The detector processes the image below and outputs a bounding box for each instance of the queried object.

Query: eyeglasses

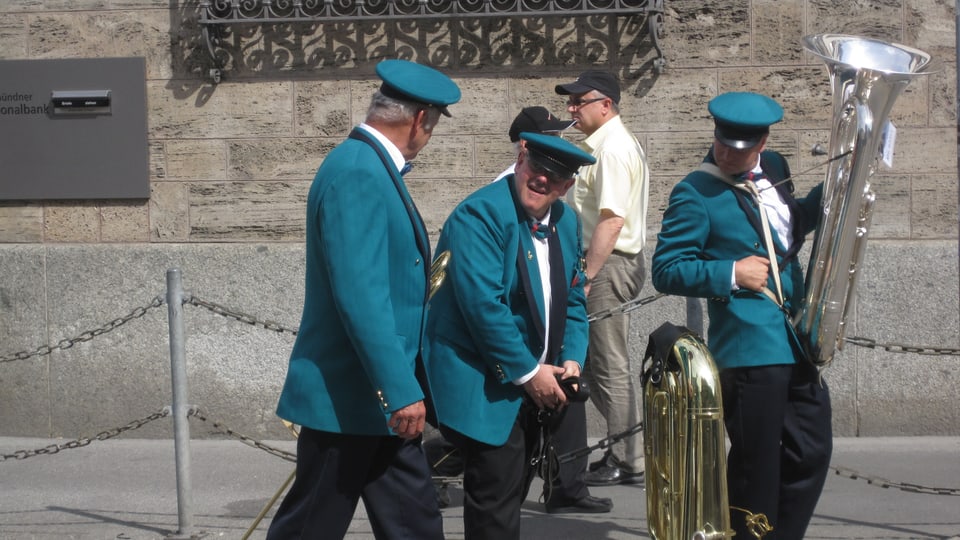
[566,96,606,109]
[526,155,573,185]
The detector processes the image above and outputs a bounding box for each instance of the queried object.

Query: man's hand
[523,364,567,410]
[583,210,625,297]
[387,400,427,439]
[735,255,771,291]
[559,360,581,381]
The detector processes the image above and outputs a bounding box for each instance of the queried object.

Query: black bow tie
[530,221,552,240]
[740,170,766,182]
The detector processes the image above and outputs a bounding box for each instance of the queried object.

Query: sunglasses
[526,154,573,184]
[566,96,606,108]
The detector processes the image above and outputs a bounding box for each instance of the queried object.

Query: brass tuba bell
[429,250,451,300]
[642,323,733,540]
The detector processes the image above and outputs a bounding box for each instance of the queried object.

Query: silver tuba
[795,34,933,369]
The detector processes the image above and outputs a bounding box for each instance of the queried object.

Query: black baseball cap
[555,70,621,105]
[508,106,577,142]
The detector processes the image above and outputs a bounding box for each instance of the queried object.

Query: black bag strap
[642,321,694,385]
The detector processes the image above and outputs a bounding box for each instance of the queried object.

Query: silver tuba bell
[795,34,933,369]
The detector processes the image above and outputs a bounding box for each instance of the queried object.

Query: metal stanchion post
[166,268,197,539]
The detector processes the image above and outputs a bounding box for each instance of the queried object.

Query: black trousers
[440,403,541,540]
[265,428,443,540]
[721,362,832,540]
[544,399,590,504]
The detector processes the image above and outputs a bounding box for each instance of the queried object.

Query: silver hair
[592,91,620,115]
[367,91,442,131]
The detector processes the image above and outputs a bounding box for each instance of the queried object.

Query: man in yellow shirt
[555,70,649,485]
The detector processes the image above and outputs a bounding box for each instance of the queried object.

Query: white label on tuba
[880,120,897,168]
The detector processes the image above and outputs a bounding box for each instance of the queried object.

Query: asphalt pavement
[1,436,958,539]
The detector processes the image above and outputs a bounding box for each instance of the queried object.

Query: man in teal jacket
[267,59,460,540]
[424,133,596,539]
[651,92,832,540]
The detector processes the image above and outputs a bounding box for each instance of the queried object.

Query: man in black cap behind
[492,106,576,182]
[267,59,460,540]
[423,132,597,539]
[555,69,650,487]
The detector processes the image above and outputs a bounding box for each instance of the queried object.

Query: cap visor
[528,151,576,179]
[714,128,762,150]
[541,118,577,134]
[555,82,595,95]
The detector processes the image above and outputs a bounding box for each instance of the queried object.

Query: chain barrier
[3,407,957,498]
[555,421,960,496]
[831,466,960,496]
[1,290,958,497]
[185,291,960,357]
[843,336,960,357]
[557,422,645,465]
[3,292,958,363]
[587,292,667,323]
[188,408,297,463]
[0,295,165,364]
[184,294,299,336]
[0,408,170,462]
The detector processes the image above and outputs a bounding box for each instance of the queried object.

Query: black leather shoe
[588,451,611,472]
[545,495,613,514]
[584,464,645,486]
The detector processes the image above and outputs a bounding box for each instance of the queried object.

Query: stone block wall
[0,0,957,439]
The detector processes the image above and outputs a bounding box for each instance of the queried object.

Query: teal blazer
[276,127,430,435]
[423,176,590,446]
[651,151,822,370]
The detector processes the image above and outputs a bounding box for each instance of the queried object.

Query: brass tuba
[795,34,933,369]
[642,323,733,540]
[429,250,451,299]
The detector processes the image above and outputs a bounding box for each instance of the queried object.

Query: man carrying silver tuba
[651,92,832,540]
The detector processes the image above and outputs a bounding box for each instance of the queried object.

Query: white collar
[357,123,406,173]
[528,207,553,225]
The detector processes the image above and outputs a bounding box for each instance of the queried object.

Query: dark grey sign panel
[0,57,148,200]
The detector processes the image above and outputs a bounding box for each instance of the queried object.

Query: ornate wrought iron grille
[198,0,665,82]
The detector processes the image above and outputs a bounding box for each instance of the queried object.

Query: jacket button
[754,242,760,249]
[377,390,388,409]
